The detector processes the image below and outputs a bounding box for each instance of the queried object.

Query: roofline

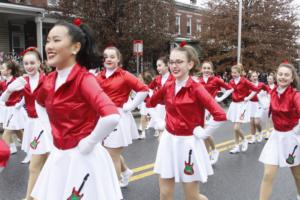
[0,2,45,15]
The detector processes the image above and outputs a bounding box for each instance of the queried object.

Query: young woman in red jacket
[148,56,174,138]
[147,43,227,200]
[0,47,54,200]
[248,71,268,144]
[96,46,149,187]
[30,20,122,200]
[226,64,259,154]
[259,62,300,200]
[0,60,26,154]
[198,61,232,165]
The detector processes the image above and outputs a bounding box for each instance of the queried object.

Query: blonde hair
[172,45,200,75]
[201,61,214,70]
[231,63,244,74]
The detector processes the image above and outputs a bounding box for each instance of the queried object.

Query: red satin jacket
[266,84,277,94]
[229,77,259,102]
[148,74,174,92]
[36,64,118,150]
[0,78,23,106]
[198,76,232,98]
[250,82,268,102]
[23,74,45,118]
[97,67,148,107]
[146,77,227,136]
[270,86,300,132]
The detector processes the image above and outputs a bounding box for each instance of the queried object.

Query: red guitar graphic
[30,130,44,150]
[184,150,194,175]
[239,109,246,121]
[286,145,298,165]
[6,114,13,127]
[67,173,90,200]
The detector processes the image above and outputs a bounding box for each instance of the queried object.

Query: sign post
[133,40,143,75]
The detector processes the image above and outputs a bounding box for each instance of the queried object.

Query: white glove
[294,123,300,136]
[257,91,270,109]
[7,77,26,93]
[78,114,120,154]
[122,91,148,112]
[244,91,256,102]
[193,126,209,140]
[215,89,233,102]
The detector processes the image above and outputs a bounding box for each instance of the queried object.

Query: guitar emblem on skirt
[184,149,194,175]
[286,145,298,165]
[67,173,90,200]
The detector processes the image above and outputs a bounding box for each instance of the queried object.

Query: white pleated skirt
[227,101,251,123]
[249,101,263,118]
[259,129,300,167]
[31,144,123,200]
[22,117,53,155]
[104,108,139,148]
[154,130,213,183]
[2,106,27,130]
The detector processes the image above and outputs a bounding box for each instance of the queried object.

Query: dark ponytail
[54,21,101,69]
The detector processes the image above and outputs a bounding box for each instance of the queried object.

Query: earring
[72,51,77,55]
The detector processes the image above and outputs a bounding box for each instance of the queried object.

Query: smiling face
[103,48,120,70]
[250,72,258,82]
[45,25,80,69]
[156,59,169,75]
[231,68,240,79]
[0,63,10,77]
[23,53,40,76]
[201,62,213,77]
[169,50,193,81]
[267,75,275,85]
[277,66,294,88]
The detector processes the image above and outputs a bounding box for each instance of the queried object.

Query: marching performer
[148,56,174,137]
[146,42,226,200]
[31,20,122,200]
[96,46,148,187]
[1,47,53,200]
[0,60,25,154]
[248,71,268,144]
[226,64,259,154]
[198,61,232,165]
[259,62,300,200]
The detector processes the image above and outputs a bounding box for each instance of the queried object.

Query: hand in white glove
[122,102,134,112]
[7,77,26,93]
[193,126,209,140]
[78,114,120,154]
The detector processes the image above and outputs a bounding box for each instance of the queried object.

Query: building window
[197,23,201,33]
[176,16,181,34]
[48,0,59,6]
[187,17,192,35]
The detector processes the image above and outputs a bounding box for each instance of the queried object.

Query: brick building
[172,0,203,54]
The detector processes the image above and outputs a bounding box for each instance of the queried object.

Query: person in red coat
[0,139,10,173]
[148,56,174,138]
[259,62,300,200]
[96,46,149,187]
[198,61,232,165]
[226,64,259,154]
[147,43,227,200]
[1,47,54,200]
[0,60,25,154]
[248,71,269,144]
[30,20,122,200]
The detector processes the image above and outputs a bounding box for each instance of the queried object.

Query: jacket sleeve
[146,84,166,108]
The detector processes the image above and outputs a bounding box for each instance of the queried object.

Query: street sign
[133,40,143,56]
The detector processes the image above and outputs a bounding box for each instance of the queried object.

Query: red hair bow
[180,41,187,47]
[282,60,289,64]
[73,18,82,26]
[20,46,37,56]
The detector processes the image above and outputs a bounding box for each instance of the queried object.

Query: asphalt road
[0,120,298,200]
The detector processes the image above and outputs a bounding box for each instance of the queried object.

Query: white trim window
[48,0,59,6]
[176,15,181,35]
[196,22,201,33]
[187,17,192,35]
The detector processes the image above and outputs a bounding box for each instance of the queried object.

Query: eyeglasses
[169,60,185,66]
